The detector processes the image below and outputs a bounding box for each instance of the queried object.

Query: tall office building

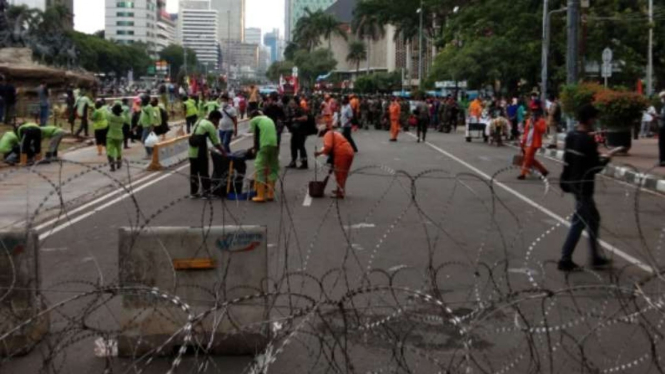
[263,29,281,63]
[210,0,246,42]
[11,0,74,28]
[179,0,221,71]
[156,0,177,50]
[244,27,261,45]
[105,0,160,57]
[285,0,335,41]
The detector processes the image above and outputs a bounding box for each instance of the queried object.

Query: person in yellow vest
[40,125,65,161]
[0,130,19,165]
[138,94,154,158]
[91,99,108,156]
[248,110,279,203]
[17,122,42,163]
[106,101,125,172]
[183,95,198,134]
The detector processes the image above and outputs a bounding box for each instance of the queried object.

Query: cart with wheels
[465,116,490,143]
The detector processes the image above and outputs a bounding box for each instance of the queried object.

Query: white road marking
[415,134,654,273]
[388,265,408,272]
[344,223,376,230]
[508,268,539,276]
[40,247,69,252]
[303,193,313,207]
[38,137,248,240]
[351,243,364,251]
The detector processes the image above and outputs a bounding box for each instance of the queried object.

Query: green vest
[184,99,198,117]
[92,107,108,130]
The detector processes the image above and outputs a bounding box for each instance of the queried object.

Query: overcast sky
[74,0,285,39]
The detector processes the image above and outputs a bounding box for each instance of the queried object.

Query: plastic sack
[144,132,159,147]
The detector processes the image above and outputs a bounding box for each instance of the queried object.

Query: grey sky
[74,0,285,40]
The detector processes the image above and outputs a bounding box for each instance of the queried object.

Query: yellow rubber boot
[19,153,28,166]
[252,183,266,203]
[266,181,276,201]
[97,145,103,156]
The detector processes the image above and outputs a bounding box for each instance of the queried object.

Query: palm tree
[318,13,347,50]
[293,8,323,51]
[346,40,367,79]
[352,4,386,75]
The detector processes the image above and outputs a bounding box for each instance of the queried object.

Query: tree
[159,44,199,81]
[355,71,401,93]
[346,40,367,77]
[266,60,295,82]
[293,48,338,88]
[292,8,324,51]
[93,30,105,39]
[319,12,347,50]
[40,4,70,34]
[352,5,385,74]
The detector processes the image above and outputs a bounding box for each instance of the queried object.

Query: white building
[105,0,160,57]
[156,1,177,50]
[179,0,221,71]
[244,27,261,46]
[210,0,246,42]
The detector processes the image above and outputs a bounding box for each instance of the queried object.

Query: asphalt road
[3,127,665,374]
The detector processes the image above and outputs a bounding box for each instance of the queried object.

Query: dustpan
[308,147,330,198]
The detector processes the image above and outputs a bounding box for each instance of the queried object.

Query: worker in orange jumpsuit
[321,95,334,129]
[315,126,355,199]
[350,95,360,125]
[389,97,401,142]
[300,97,309,113]
[468,97,483,122]
[518,100,549,180]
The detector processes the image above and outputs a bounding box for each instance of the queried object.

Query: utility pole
[566,0,580,85]
[647,0,654,96]
[541,0,549,106]
[418,0,424,90]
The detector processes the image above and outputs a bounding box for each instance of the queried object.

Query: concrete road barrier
[0,230,49,356]
[147,133,190,171]
[118,226,269,356]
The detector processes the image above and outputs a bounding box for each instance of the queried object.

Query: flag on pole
[637,79,644,95]
[279,75,286,94]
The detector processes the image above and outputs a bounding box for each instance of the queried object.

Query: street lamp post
[418,0,424,90]
[541,2,568,106]
[647,0,654,96]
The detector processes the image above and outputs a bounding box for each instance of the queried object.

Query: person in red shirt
[518,100,549,180]
[315,126,355,199]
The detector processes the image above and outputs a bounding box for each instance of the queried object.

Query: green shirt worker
[106,102,126,172]
[0,131,20,165]
[91,99,109,156]
[189,110,225,199]
[40,125,65,160]
[248,110,279,203]
[138,95,155,158]
[183,96,198,134]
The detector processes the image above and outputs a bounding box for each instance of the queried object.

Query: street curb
[533,146,665,195]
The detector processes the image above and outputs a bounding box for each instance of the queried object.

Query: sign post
[602,47,613,87]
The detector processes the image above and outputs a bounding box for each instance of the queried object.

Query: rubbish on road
[93,338,118,357]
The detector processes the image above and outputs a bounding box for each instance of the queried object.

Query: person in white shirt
[641,105,657,138]
[218,93,238,153]
[340,97,358,152]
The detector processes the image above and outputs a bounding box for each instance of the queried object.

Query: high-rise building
[285,0,335,41]
[179,0,221,71]
[244,27,261,46]
[11,0,74,29]
[210,0,246,42]
[105,0,160,56]
[156,0,177,50]
[263,29,281,63]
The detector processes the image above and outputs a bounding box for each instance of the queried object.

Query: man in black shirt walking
[558,105,613,271]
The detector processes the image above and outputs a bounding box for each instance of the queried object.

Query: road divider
[147,120,249,171]
[0,230,49,356]
[117,226,269,356]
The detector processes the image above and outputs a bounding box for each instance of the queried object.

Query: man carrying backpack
[558,104,613,271]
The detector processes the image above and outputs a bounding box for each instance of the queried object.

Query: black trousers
[561,195,601,262]
[186,115,198,134]
[189,148,210,195]
[94,128,108,146]
[75,116,89,137]
[290,132,308,162]
[21,127,42,158]
[342,127,358,152]
[417,119,428,141]
[659,126,665,163]
[510,118,519,140]
[122,123,130,148]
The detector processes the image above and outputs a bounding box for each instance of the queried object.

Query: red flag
[637,79,643,94]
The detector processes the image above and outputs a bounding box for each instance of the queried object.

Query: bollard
[0,230,49,356]
[118,226,270,356]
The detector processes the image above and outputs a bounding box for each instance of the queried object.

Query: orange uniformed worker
[315,126,355,199]
[518,100,549,180]
[389,97,401,142]
[350,95,360,120]
[321,95,334,129]
[469,97,483,122]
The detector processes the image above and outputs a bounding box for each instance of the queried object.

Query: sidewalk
[537,134,665,194]
[0,121,185,229]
